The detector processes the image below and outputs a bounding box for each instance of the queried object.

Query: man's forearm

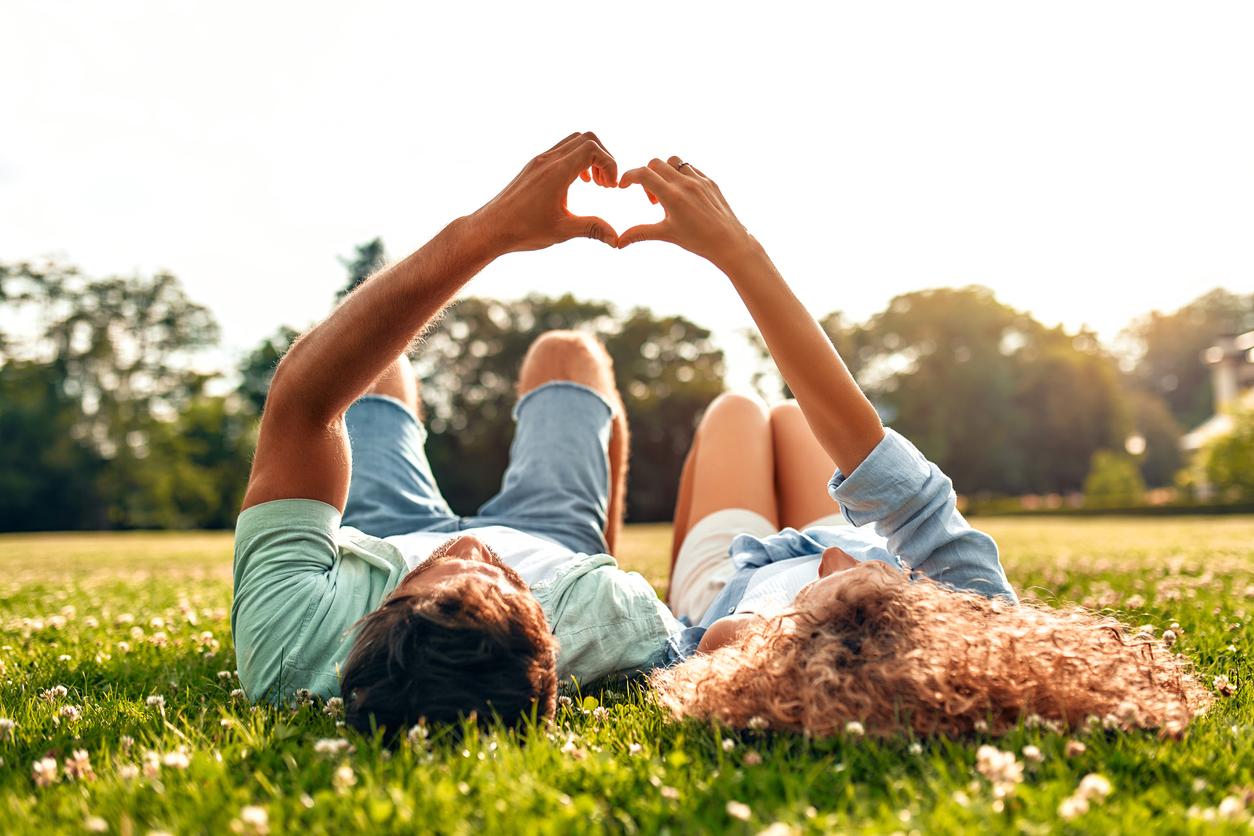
[268,215,499,426]
[717,240,885,476]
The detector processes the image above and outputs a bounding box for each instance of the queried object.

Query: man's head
[341,534,558,739]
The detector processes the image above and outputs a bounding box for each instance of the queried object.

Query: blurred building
[1182,329,1254,451]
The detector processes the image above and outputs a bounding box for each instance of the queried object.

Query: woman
[616,156,1210,738]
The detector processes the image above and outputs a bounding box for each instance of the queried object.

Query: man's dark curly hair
[340,572,558,740]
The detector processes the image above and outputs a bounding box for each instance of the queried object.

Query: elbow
[263,354,338,430]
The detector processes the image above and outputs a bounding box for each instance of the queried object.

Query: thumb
[617,221,671,249]
[561,215,618,247]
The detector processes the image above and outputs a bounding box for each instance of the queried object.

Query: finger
[560,139,617,186]
[545,131,582,153]
[667,155,697,178]
[617,220,672,249]
[579,168,591,183]
[560,214,619,247]
[646,157,683,182]
[619,166,674,200]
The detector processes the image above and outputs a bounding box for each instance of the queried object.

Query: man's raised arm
[241,132,621,512]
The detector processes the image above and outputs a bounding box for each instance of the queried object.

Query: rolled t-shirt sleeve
[231,499,342,701]
[828,430,1016,602]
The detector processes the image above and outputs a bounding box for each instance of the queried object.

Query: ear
[818,547,857,578]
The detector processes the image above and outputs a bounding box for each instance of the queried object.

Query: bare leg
[366,354,421,418]
[770,399,840,530]
[517,331,628,554]
[667,392,777,603]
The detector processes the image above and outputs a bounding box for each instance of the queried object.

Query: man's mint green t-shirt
[231,498,681,702]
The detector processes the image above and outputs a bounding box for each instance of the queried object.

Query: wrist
[458,208,513,260]
[708,230,769,275]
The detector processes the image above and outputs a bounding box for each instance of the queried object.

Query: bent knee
[768,399,806,431]
[702,391,770,428]
[519,330,615,396]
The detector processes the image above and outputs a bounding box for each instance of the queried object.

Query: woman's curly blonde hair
[651,562,1211,738]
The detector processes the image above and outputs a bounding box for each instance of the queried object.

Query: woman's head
[652,561,1210,738]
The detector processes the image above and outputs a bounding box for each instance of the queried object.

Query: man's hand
[616,157,755,268]
[473,132,621,253]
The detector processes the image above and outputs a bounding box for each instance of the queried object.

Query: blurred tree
[1083,450,1146,508]
[1199,407,1254,501]
[337,238,388,299]
[120,397,257,529]
[1125,389,1184,487]
[750,287,1133,496]
[239,325,301,414]
[415,294,725,521]
[0,361,105,531]
[848,287,1035,493]
[1122,289,1254,428]
[0,259,222,528]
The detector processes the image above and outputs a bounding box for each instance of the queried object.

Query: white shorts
[669,508,848,623]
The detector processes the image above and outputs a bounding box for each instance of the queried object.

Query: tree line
[1,245,1250,531]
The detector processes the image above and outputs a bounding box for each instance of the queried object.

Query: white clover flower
[129,626,145,640]
[1213,675,1236,696]
[660,786,680,800]
[743,750,763,766]
[844,721,865,737]
[1058,795,1090,820]
[973,718,990,733]
[908,742,923,755]
[323,697,344,718]
[64,749,95,781]
[231,689,246,702]
[59,704,82,722]
[118,763,140,781]
[314,738,351,756]
[1162,629,1177,647]
[149,617,165,629]
[40,685,68,702]
[628,743,643,756]
[722,738,735,752]
[406,723,429,748]
[58,654,72,663]
[952,790,971,807]
[84,616,100,629]
[0,717,15,741]
[217,670,234,681]
[148,631,169,647]
[975,745,1024,798]
[238,805,269,834]
[116,613,134,625]
[726,800,752,821]
[1217,795,1246,820]
[746,716,769,731]
[142,751,162,779]
[32,756,59,787]
[1022,745,1043,763]
[162,748,191,770]
[557,695,573,708]
[333,764,356,791]
[756,823,794,836]
[294,688,313,706]
[1076,773,1112,801]
[84,815,108,832]
[116,642,130,654]
[120,735,134,752]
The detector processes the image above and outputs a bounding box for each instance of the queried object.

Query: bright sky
[4,1,1252,388]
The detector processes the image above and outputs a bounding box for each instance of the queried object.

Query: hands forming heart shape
[473,131,755,270]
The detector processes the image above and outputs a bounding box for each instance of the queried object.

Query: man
[230,133,683,737]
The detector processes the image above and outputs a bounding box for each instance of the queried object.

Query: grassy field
[0,517,1250,834]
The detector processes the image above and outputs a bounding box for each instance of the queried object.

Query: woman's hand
[473,131,620,254]
[617,157,756,267]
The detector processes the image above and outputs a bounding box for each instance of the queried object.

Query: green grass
[0,518,1250,834]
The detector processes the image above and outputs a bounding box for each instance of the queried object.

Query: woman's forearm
[717,239,885,476]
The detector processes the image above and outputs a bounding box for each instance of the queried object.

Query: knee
[702,391,770,429]
[518,330,615,396]
[768,399,804,431]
